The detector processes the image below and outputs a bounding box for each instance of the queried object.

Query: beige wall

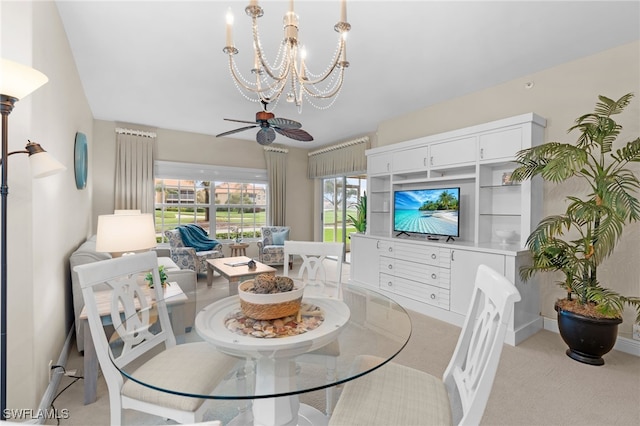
[375,41,640,336]
[1,0,94,410]
[91,120,315,243]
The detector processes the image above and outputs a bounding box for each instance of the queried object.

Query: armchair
[165,227,223,275]
[256,226,292,267]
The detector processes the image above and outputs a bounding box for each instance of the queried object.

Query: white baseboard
[31,326,75,424]
[543,317,640,357]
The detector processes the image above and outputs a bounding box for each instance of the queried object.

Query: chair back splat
[283,241,345,299]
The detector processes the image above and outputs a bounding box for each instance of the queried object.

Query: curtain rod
[115,128,157,138]
[264,146,289,153]
[308,136,369,157]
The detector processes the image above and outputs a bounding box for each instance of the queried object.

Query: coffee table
[206,256,276,295]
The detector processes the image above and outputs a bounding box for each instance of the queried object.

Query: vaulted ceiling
[56,1,640,149]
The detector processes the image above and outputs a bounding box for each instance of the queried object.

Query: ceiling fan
[215,101,314,145]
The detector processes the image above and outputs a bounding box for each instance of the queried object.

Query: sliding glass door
[322,175,366,256]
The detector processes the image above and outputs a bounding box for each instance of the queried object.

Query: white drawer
[380,273,450,309]
[376,239,394,255]
[379,256,395,274]
[394,242,451,268]
[380,255,450,289]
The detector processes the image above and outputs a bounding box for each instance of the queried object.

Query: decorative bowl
[238,279,305,320]
[495,229,517,243]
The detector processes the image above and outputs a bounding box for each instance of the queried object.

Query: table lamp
[96,213,157,257]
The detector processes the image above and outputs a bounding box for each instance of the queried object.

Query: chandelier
[223,0,351,111]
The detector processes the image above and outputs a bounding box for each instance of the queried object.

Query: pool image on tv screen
[394,187,460,237]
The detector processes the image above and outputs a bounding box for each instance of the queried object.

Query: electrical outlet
[633,323,640,341]
[48,360,53,381]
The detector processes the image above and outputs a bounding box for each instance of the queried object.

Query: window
[154,162,268,242]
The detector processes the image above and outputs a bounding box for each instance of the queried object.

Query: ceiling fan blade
[215,125,258,138]
[274,127,314,142]
[256,127,276,145]
[268,117,302,130]
[224,118,258,125]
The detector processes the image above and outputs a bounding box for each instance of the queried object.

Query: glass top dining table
[110,282,412,426]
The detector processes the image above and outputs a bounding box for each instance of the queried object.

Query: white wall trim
[543,317,640,357]
[32,326,74,424]
[154,160,267,183]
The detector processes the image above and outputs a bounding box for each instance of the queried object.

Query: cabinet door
[478,127,522,162]
[450,249,505,315]
[392,146,430,173]
[430,137,476,168]
[350,235,380,288]
[368,153,391,175]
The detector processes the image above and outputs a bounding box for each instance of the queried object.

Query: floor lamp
[0,58,66,420]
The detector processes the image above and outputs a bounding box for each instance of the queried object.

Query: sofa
[69,235,198,353]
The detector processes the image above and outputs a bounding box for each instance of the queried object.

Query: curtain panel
[114,129,155,214]
[307,136,368,179]
[264,147,288,226]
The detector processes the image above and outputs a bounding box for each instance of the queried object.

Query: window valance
[307,136,368,178]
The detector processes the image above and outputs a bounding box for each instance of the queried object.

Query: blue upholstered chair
[256,226,291,267]
[165,228,223,274]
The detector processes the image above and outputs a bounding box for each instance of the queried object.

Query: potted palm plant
[511,93,640,365]
[348,191,367,234]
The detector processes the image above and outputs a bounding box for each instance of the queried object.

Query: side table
[230,242,249,257]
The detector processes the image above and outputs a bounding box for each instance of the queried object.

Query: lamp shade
[0,59,49,99]
[96,213,157,255]
[28,151,67,178]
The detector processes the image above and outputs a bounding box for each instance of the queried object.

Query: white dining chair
[74,251,239,425]
[283,240,345,416]
[283,240,345,299]
[328,264,521,426]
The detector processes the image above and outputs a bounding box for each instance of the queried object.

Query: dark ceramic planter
[555,303,622,366]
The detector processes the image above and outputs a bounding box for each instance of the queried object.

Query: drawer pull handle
[431,273,437,279]
[431,253,436,259]
[430,293,436,300]
[388,247,393,252]
[388,264,392,270]
[387,282,392,287]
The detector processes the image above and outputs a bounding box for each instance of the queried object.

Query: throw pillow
[272,229,289,245]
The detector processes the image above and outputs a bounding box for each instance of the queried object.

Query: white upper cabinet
[478,127,523,162]
[368,153,392,175]
[429,136,477,169]
[392,146,430,174]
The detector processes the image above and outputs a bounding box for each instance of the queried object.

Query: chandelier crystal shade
[223,0,350,111]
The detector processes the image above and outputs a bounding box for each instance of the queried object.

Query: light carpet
[47,262,640,425]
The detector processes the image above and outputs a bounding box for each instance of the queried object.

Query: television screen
[394,187,460,238]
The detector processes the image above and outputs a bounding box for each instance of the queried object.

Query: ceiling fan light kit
[223,0,350,110]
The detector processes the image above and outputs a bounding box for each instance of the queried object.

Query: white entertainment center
[350,113,547,345]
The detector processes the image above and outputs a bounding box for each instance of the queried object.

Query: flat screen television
[393,187,460,240]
